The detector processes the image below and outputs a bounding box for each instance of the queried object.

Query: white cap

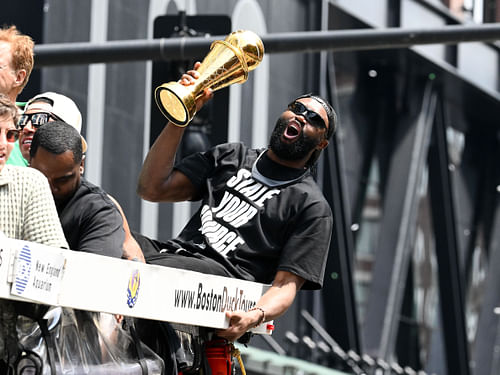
[25,92,87,152]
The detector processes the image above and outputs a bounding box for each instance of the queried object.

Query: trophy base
[155,82,196,127]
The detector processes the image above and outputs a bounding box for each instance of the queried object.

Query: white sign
[0,238,273,334]
[11,242,66,305]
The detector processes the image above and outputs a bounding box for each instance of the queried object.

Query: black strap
[159,322,180,375]
[37,319,56,375]
[201,353,213,375]
[129,319,149,375]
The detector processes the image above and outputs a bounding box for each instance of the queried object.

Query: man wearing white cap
[17,92,87,161]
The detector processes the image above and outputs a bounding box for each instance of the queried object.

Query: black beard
[269,117,319,161]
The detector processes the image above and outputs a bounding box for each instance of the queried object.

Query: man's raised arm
[137,63,213,202]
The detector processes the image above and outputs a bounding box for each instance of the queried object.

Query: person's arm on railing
[217,271,305,342]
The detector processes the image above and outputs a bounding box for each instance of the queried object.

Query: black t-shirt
[58,179,124,258]
[162,142,333,290]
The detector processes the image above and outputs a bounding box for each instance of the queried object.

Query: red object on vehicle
[204,339,232,375]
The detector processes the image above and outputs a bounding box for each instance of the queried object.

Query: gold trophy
[154,29,264,127]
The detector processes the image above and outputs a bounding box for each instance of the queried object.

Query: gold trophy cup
[154,29,264,127]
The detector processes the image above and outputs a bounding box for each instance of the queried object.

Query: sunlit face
[0,114,18,172]
[0,42,21,99]
[269,98,329,162]
[30,147,82,209]
[18,101,58,160]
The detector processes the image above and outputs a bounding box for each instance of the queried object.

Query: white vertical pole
[231,0,269,147]
[141,0,197,238]
[85,0,109,186]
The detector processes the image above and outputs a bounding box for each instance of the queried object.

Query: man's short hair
[0,93,19,125]
[0,25,34,90]
[30,121,83,164]
[295,93,337,139]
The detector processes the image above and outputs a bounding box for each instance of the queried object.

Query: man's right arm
[137,63,213,202]
[137,124,195,202]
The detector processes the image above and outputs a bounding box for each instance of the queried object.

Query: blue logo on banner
[127,270,140,308]
[15,245,32,294]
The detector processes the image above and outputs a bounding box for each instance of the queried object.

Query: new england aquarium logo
[15,245,32,294]
[126,269,141,308]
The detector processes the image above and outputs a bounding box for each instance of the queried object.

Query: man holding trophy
[136,30,336,342]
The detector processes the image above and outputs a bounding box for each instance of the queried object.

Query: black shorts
[132,231,233,277]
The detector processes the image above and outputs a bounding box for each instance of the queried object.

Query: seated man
[137,64,336,342]
[28,121,161,374]
[29,121,124,258]
[0,93,67,248]
[0,93,67,370]
[21,92,143,261]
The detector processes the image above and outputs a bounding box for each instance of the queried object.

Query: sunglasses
[3,129,20,142]
[287,101,327,130]
[17,112,59,130]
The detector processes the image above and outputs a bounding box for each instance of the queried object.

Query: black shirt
[158,142,333,290]
[58,179,124,258]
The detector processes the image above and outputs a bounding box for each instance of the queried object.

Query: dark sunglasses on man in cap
[17,112,62,130]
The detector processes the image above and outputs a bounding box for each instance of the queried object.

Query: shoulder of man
[208,141,262,162]
[10,165,48,181]
[61,179,122,227]
[288,175,333,213]
[1,166,52,197]
[77,179,118,207]
[205,141,246,154]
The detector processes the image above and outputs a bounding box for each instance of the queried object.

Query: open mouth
[283,120,302,141]
[21,138,32,148]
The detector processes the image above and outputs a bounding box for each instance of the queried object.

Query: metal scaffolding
[33,23,500,66]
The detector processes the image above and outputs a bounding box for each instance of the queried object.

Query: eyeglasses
[3,129,20,142]
[287,101,327,130]
[17,112,59,130]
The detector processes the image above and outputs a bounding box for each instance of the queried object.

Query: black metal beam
[321,133,360,354]
[466,120,500,374]
[427,97,470,375]
[473,199,500,375]
[33,23,500,66]
[363,79,437,360]
[317,52,361,355]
